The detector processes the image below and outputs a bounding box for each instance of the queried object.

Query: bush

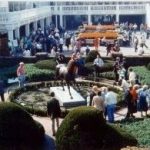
[25,64,55,82]
[119,118,150,147]
[132,66,150,84]
[35,59,56,70]
[111,52,123,61]
[85,62,113,75]
[85,50,99,63]
[0,102,45,149]
[146,63,150,70]
[56,106,137,150]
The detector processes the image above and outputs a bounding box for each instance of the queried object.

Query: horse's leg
[61,79,65,91]
[73,79,80,91]
[66,80,73,99]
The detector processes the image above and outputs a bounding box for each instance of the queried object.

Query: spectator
[128,68,136,85]
[76,52,85,77]
[47,92,61,136]
[113,57,121,82]
[121,76,130,93]
[92,94,105,113]
[121,57,128,80]
[23,49,31,57]
[125,86,135,119]
[138,85,148,117]
[118,65,126,82]
[17,62,26,88]
[0,80,5,102]
[105,87,117,123]
[89,85,100,106]
[85,45,90,56]
[137,44,144,56]
[113,41,120,52]
[133,36,138,52]
[93,54,104,77]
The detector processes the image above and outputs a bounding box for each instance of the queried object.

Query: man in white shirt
[128,68,136,85]
[93,54,104,77]
[105,87,117,123]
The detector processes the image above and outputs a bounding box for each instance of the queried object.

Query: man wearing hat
[17,62,26,88]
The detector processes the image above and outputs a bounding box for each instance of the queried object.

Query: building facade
[0,1,150,41]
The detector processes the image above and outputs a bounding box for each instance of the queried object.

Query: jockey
[67,53,78,76]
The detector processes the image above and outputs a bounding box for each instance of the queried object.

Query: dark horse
[56,58,79,99]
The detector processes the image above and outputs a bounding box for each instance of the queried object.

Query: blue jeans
[107,104,116,123]
[18,75,25,88]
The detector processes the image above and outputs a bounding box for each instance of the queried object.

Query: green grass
[119,118,150,147]
[132,66,150,85]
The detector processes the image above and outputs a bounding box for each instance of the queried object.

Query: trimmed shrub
[85,62,113,76]
[35,59,56,70]
[85,50,99,63]
[111,52,123,61]
[56,106,137,150]
[0,102,45,149]
[146,63,150,70]
[25,64,55,82]
[119,118,150,147]
[132,66,150,84]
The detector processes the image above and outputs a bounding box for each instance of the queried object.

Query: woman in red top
[17,62,26,87]
[130,84,139,116]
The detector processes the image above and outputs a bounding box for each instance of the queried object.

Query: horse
[56,60,80,99]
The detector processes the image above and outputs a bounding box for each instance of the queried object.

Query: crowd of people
[1,21,150,137]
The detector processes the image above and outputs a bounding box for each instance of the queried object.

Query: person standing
[0,80,5,102]
[124,86,134,119]
[113,57,121,82]
[47,92,61,136]
[92,94,105,114]
[105,87,117,123]
[17,62,26,88]
[93,54,104,77]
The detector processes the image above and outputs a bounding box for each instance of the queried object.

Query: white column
[87,5,92,25]
[33,21,37,31]
[116,14,119,23]
[46,17,50,26]
[60,15,63,27]
[116,4,120,23]
[88,15,91,25]
[40,19,44,30]
[146,3,150,27]
[8,30,14,41]
[15,28,20,39]
[25,24,30,36]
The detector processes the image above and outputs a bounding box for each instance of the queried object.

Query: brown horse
[57,58,79,99]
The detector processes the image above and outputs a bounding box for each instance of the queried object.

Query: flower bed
[9,80,123,117]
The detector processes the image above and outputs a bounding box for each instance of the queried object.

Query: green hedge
[56,106,137,150]
[35,59,56,70]
[0,102,45,149]
[132,66,150,84]
[25,64,55,82]
[119,118,150,147]
[85,62,113,73]
[85,50,99,63]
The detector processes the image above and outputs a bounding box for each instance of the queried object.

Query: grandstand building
[0,0,150,41]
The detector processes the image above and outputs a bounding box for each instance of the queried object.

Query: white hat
[19,62,24,65]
